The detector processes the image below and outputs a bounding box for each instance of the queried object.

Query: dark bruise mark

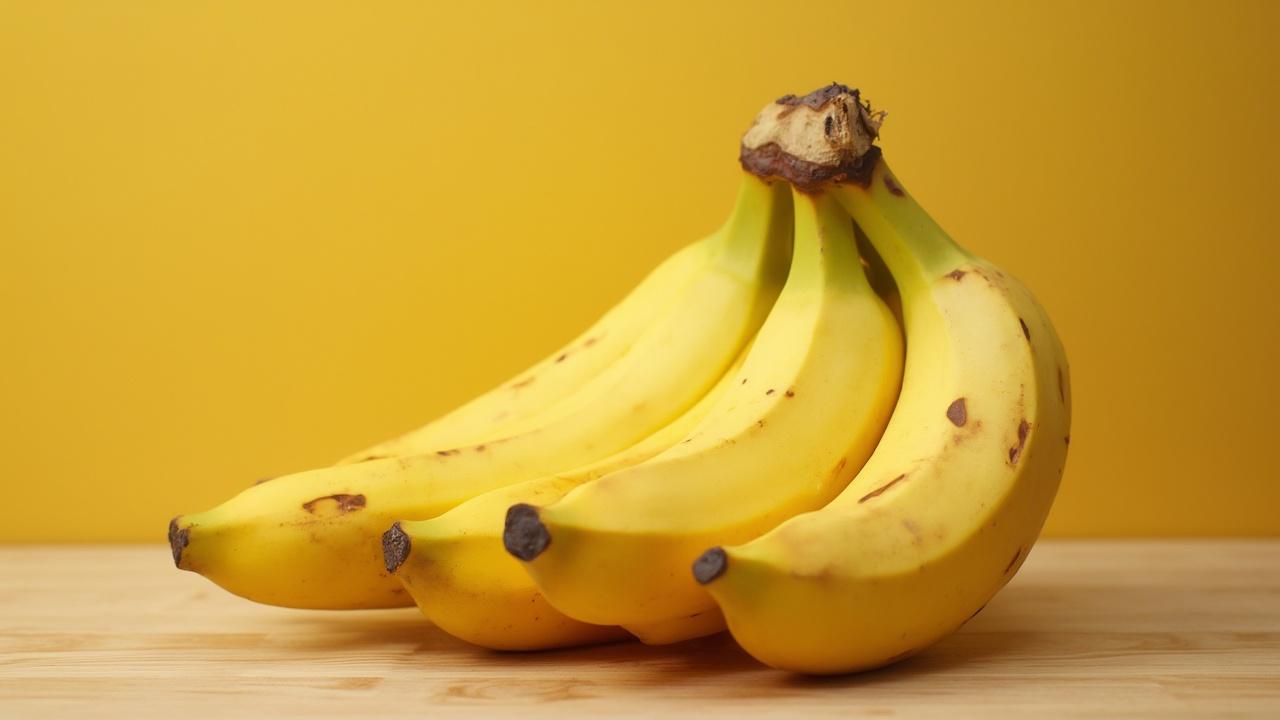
[1008,420,1031,465]
[1064,435,1071,446]
[503,504,551,561]
[823,114,835,137]
[884,175,904,196]
[583,335,601,347]
[353,455,386,464]
[555,353,569,364]
[1018,318,1031,341]
[766,388,776,396]
[902,518,922,543]
[756,419,766,429]
[740,144,882,192]
[301,493,367,515]
[381,522,410,573]
[168,517,189,567]
[830,457,848,480]
[510,376,535,389]
[967,603,988,622]
[1004,548,1023,575]
[473,444,486,452]
[692,547,729,585]
[740,378,748,385]
[946,397,968,427]
[785,389,795,398]
[859,474,907,503]
[946,269,967,281]
[436,448,460,457]
[253,475,277,485]
[1057,367,1066,403]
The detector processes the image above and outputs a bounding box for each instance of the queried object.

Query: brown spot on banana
[511,376,535,389]
[830,457,848,481]
[1019,318,1030,341]
[1058,366,1066,403]
[785,388,795,398]
[902,518,923,543]
[946,398,968,427]
[859,474,907,503]
[884,174,904,196]
[1008,420,1031,465]
[301,494,367,515]
[946,269,967,281]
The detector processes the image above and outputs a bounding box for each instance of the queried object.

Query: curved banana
[169,174,792,609]
[507,181,903,637]
[695,85,1071,674]
[337,238,714,464]
[384,346,749,650]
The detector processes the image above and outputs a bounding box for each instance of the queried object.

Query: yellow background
[2,1,1276,541]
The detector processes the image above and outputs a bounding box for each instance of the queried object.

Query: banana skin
[170,173,793,610]
[696,86,1071,674]
[508,183,902,636]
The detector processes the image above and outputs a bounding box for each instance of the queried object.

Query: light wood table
[1,541,1277,718]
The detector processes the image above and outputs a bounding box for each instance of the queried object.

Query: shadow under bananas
[269,573,1060,682]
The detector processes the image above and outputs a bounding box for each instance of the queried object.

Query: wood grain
[1,541,1277,718]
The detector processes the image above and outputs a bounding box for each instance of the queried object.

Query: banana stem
[736,83,969,293]
[833,169,970,296]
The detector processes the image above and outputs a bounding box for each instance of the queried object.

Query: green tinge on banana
[695,84,1071,675]
[508,177,903,637]
[170,173,793,610]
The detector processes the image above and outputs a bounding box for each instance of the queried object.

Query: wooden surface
[1,541,1277,718]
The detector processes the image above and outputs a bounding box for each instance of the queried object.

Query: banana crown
[740,83,886,191]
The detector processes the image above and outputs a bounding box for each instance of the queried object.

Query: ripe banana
[169,174,793,609]
[695,85,1071,674]
[383,345,749,650]
[507,178,903,637]
[337,238,714,464]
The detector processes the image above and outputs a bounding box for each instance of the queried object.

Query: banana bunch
[170,83,1070,676]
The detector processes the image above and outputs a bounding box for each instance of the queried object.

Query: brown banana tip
[381,522,411,574]
[692,547,728,585]
[167,516,190,568]
[503,503,551,562]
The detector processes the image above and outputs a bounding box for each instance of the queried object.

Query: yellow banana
[696,85,1071,674]
[169,174,792,609]
[384,346,749,650]
[508,179,902,638]
[337,238,714,464]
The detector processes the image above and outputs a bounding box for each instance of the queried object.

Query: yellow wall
[2,1,1276,541]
